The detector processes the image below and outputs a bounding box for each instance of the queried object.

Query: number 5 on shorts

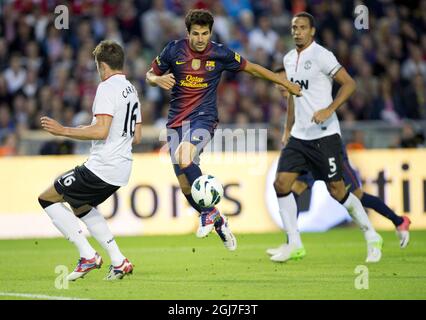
[328,157,336,173]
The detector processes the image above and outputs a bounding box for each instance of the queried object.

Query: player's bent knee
[328,186,346,202]
[175,143,195,169]
[292,181,308,196]
[38,197,54,209]
[71,204,93,218]
[74,209,92,218]
[273,179,291,196]
[175,152,191,169]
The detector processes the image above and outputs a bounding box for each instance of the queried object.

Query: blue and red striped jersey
[151,39,247,128]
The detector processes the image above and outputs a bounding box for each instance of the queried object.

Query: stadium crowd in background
[0,0,425,155]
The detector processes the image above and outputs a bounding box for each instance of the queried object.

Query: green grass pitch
[0,228,425,300]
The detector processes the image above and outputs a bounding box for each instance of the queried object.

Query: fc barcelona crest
[191,59,201,70]
[205,61,215,71]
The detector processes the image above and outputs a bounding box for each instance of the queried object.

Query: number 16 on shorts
[59,170,76,187]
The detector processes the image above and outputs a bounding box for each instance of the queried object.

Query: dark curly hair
[185,9,214,33]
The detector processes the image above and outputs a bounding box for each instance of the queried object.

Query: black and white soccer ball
[191,175,224,208]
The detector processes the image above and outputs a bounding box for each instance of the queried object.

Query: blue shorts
[296,144,362,193]
[167,119,217,176]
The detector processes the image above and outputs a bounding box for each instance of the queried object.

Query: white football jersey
[284,41,342,140]
[85,74,142,186]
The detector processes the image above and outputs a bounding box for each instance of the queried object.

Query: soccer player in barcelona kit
[146,9,301,250]
[39,41,141,280]
[268,68,411,261]
[270,12,385,263]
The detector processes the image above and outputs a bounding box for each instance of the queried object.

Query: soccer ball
[191,175,224,208]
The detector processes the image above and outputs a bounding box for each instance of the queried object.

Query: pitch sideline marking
[0,292,90,300]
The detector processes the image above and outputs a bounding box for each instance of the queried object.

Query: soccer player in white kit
[38,40,142,280]
[271,12,383,263]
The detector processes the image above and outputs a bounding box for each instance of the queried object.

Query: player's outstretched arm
[40,115,112,140]
[311,68,356,124]
[243,61,302,96]
[146,68,176,90]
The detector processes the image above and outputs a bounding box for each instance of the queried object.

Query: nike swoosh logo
[328,172,337,178]
[176,61,186,65]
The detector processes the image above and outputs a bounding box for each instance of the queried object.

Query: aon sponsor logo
[290,78,309,90]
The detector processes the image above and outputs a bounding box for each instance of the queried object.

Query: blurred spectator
[117,0,141,43]
[0,75,10,104]
[104,17,124,45]
[23,41,43,74]
[371,76,402,124]
[25,97,39,130]
[238,8,255,34]
[0,132,18,156]
[0,104,15,143]
[354,62,379,115]
[346,130,365,150]
[248,15,278,56]
[43,24,64,64]
[221,0,252,19]
[3,54,26,94]
[140,0,177,52]
[73,94,93,127]
[22,68,39,98]
[269,0,291,35]
[401,44,426,80]
[0,38,8,71]
[40,140,75,155]
[12,93,28,131]
[91,3,107,41]
[403,73,426,119]
[227,23,248,56]
[10,15,35,53]
[272,38,288,68]
[63,79,81,110]
[395,122,425,148]
[211,1,232,44]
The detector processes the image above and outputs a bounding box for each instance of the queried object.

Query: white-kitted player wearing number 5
[39,40,142,281]
[271,12,383,264]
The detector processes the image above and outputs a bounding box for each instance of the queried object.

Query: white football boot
[366,234,383,263]
[196,208,220,238]
[67,253,103,281]
[266,243,288,256]
[104,258,134,281]
[214,215,237,251]
[270,244,306,263]
[396,215,411,249]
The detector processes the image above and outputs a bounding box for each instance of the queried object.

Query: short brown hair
[185,9,214,33]
[92,40,124,70]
